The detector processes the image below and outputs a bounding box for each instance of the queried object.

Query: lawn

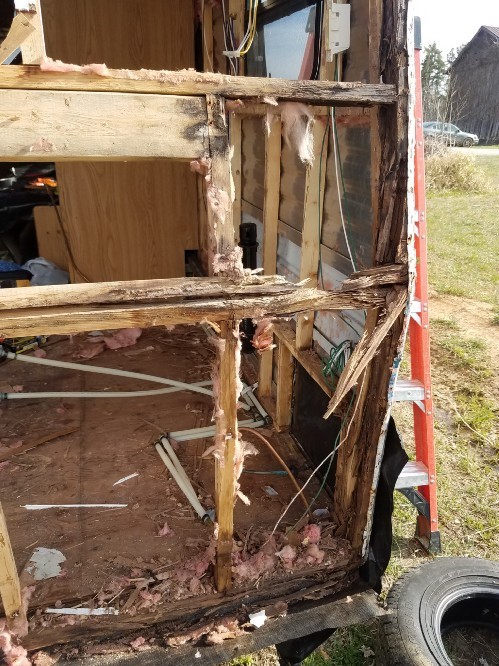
[225,153,499,666]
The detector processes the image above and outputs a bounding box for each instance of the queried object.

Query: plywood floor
[0,326,337,619]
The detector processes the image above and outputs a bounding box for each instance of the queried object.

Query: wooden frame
[0,0,409,640]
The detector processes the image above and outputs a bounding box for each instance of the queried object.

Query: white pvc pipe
[154,443,207,519]
[5,388,208,400]
[5,351,214,397]
[160,436,199,500]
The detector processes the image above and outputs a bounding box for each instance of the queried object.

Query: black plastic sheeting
[291,365,408,593]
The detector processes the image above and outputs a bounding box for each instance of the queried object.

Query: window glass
[246,3,316,80]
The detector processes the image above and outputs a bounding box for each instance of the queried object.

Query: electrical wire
[221,0,237,75]
[271,381,362,538]
[322,339,352,387]
[202,0,214,72]
[310,0,324,80]
[239,427,311,516]
[4,350,215,397]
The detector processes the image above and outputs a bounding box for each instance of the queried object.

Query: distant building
[449,26,499,144]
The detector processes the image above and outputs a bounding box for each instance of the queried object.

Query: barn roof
[483,26,499,39]
[450,25,499,69]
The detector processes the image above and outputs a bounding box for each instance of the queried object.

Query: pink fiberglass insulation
[157,521,174,537]
[0,624,30,666]
[189,157,211,177]
[251,319,274,352]
[298,543,325,566]
[300,523,321,545]
[103,328,142,350]
[275,545,297,570]
[280,103,315,165]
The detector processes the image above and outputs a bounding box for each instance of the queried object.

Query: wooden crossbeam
[0,89,207,161]
[0,286,389,338]
[0,14,35,65]
[0,275,296,311]
[0,65,398,106]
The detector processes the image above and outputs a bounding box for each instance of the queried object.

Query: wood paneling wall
[41,0,198,282]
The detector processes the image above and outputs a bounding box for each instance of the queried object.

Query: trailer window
[245,0,319,80]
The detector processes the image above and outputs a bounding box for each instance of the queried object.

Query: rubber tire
[462,138,473,147]
[378,557,499,666]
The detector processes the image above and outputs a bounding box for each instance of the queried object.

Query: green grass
[302,626,377,666]
[427,191,499,305]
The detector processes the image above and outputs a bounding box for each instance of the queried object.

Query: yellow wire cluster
[238,0,259,56]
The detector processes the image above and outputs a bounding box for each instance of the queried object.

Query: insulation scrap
[225,99,244,111]
[32,349,47,358]
[233,551,276,582]
[103,328,142,350]
[300,523,321,545]
[72,328,142,358]
[29,137,56,153]
[206,618,244,645]
[262,96,278,106]
[280,103,314,164]
[189,157,211,177]
[40,58,109,76]
[31,651,58,666]
[276,545,297,570]
[251,319,274,352]
[129,637,147,650]
[157,521,174,538]
[0,622,30,666]
[298,543,325,566]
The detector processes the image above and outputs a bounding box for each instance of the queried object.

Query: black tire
[378,557,499,665]
[462,139,473,147]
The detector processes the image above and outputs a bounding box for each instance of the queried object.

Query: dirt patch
[430,294,499,394]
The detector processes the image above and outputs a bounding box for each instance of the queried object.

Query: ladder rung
[393,378,425,402]
[395,461,429,490]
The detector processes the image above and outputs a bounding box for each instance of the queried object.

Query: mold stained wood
[331,0,410,553]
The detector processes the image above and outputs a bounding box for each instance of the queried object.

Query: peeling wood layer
[1,65,398,106]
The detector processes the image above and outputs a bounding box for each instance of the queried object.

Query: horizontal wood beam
[0,285,389,338]
[1,65,398,107]
[0,89,207,161]
[0,275,296,310]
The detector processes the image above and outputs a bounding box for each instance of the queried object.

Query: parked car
[423,121,479,147]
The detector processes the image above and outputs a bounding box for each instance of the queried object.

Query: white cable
[331,109,356,271]
[270,375,364,537]
[5,389,207,400]
[221,0,237,75]
[155,442,207,519]
[5,351,214,397]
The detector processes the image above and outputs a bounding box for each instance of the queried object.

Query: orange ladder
[393,16,440,553]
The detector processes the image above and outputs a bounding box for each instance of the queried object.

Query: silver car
[423,121,479,147]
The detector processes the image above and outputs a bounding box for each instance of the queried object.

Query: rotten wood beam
[0,502,23,627]
[0,286,390,338]
[324,287,407,417]
[275,341,294,431]
[0,65,398,107]
[0,89,207,162]
[206,94,240,593]
[0,275,298,311]
[341,263,408,291]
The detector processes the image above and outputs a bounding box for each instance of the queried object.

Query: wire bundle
[222,0,259,61]
[322,339,353,386]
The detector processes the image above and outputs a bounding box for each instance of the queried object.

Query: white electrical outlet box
[326,2,351,60]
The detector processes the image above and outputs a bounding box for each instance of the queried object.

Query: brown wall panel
[41,0,198,281]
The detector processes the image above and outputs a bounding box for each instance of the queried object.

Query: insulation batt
[301,523,321,545]
[280,103,315,165]
[251,319,274,352]
[0,621,30,666]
